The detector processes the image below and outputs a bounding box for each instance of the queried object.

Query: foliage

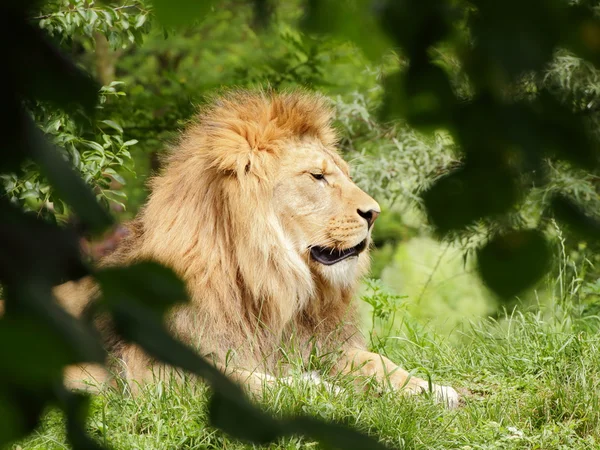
[36,0,150,47]
[0,1,393,450]
[17,283,600,449]
[1,82,135,222]
[6,0,600,448]
[361,279,408,352]
[304,0,600,299]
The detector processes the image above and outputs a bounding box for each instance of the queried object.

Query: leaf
[135,14,147,29]
[550,194,600,240]
[422,163,519,234]
[0,387,46,449]
[0,316,81,386]
[208,392,284,444]
[122,139,138,147]
[0,98,33,172]
[152,0,217,28]
[477,229,551,298]
[289,416,392,450]
[302,0,393,61]
[466,0,564,84]
[100,120,123,133]
[57,388,106,450]
[27,122,113,234]
[104,170,126,185]
[84,140,105,153]
[403,62,457,132]
[0,199,88,285]
[7,14,99,114]
[378,0,453,61]
[97,262,188,317]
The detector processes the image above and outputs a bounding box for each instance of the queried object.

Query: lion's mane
[97,90,364,372]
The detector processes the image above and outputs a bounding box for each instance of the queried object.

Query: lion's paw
[280,371,343,395]
[431,383,460,409]
[406,379,460,409]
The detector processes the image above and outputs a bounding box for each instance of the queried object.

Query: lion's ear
[207,121,278,180]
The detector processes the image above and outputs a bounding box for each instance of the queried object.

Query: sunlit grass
[17,293,600,450]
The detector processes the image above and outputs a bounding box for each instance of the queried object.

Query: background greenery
[4,0,600,448]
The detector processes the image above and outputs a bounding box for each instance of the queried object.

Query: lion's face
[272,138,380,286]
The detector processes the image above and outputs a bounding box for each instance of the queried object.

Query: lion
[55,90,459,408]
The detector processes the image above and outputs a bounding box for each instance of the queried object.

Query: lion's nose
[357,208,380,228]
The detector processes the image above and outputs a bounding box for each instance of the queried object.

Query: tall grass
[18,243,600,449]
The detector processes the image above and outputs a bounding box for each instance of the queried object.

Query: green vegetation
[20,267,600,449]
[5,0,600,449]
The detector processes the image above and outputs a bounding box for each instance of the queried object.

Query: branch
[31,5,143,21]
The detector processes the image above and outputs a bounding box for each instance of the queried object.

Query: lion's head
[271,134,380,286]
[114,90,379,360]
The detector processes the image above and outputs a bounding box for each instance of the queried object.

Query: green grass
[16,295,600,450]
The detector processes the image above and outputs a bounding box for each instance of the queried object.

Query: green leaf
[477,229,551,298]
[57,388,105,450]
[0,317,80,386]
[84,141,105,153]
[0,199,88,284]
[8,16,99,113]
[208,392,284,444]
[466,0,564,85]
[135,14,148,29]
[29,125,113,234]
[100,120,123,133]
[97,262,188,317]
[0,387,45,449]
[422,164,519,234]
[551,194,600,240]
[289,416,392,450]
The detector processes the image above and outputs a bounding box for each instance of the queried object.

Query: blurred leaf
[0,97,30,172]
[57,388,106,450]
[0,200,87,285]
[0,387,45,449]
[467,0,564,86]
[6,13,98,113]
[0,316,80,386]
[289,416,392,450]
[302,0,393,61]
[562,5,600,68]
[152,0,217,28]
[378,71,406,121]
[422,164,519,234]
[477,229,551,298]
[535,93,600,169]
[97,261,188,316]
[551,194,600,240]
[0,392,26,448]
[403,62,456,131]
[102,274,392,449]
[209,391,283,444]
[378,0,453,61]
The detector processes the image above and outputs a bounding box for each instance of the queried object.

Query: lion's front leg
[336,348,459,408]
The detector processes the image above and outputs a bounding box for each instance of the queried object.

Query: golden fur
[56,90,459,407]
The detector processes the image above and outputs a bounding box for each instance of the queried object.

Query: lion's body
[56,90,459,407]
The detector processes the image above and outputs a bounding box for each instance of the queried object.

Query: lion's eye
[311,173,325,181]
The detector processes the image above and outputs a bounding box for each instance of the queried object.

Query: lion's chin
[309,239,367,266]
[316,257,361,288]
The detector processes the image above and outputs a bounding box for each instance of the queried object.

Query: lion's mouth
[309,239,368,265]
